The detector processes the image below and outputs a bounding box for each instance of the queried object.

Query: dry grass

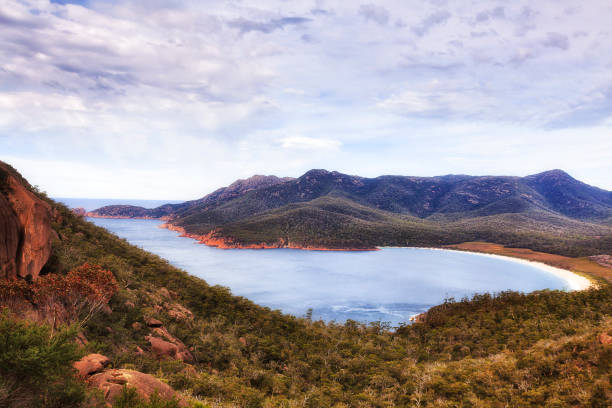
[446,241,612,283]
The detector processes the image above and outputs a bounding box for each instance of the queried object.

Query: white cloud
[0,0,610,197]
[280,136,341,150]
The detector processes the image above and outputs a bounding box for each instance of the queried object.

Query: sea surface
[81,216,570,326]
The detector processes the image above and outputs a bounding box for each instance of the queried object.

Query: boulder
[146,326,194,362]
[0,162,55,281]
[73,353,111,377]
[165,302,193,321]
[88,369,184,406]
[146,317,163,327]
[598,332,612,345]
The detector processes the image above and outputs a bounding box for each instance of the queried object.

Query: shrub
[0,263,118,327]
[0,312,86,408]
[112,387,182,408]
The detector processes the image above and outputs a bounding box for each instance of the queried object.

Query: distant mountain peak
[527,169,573,180]
[300,169,332,178]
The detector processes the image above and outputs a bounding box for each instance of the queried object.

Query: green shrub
[0,312,86,408]
[112,387,182,408]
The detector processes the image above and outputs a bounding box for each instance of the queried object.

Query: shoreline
[87,217,598,290]
[158,222,378,251]
[160,221,594,291]
[387,246,595,291]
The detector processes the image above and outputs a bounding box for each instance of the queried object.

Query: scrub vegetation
[1,163,611,407]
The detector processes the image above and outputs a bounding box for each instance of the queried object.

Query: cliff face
[0,162,55,280]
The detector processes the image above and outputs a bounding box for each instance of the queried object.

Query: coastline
[387,246,595,291]
[158,222,378,251]
[159,221,594,290]
[88,217,599,290]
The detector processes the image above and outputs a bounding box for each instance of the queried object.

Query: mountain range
[89,169,612,256]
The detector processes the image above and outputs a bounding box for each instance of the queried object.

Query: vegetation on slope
[2,163,612,406]
[91,169,612,257]
[16,199,612,406]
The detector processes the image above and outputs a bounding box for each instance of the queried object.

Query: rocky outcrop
[88,369,185,406]
[598,332,612,345]
[146,326,194,363]
[146,317,163,327]
[0,162,55,281]
[165,302,193,321]
[71,207,87,217]
[73,353,111,378]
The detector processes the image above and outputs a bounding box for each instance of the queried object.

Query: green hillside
[2,163,612,406]
[92,169,612,257]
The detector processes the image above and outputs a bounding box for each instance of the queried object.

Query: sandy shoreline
[380,246,595,291]
[88,216,596,291]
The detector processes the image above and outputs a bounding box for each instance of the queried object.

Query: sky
[1,0,611,199]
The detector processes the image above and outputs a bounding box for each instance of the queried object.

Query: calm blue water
[55,197,184,212]
[85,217,570,325]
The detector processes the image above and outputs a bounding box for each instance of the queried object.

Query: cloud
[412,11,451,36]
[358,4,389,26]
[542,32,569,50]
[280,136,341,150]
[228,17,311,34]
[475,7,505,23]
[377,82,496,119]
[0,0,611,197]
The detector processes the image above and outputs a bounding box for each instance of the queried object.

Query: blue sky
[1,0,611,199]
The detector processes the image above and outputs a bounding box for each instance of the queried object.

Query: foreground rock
[599,332,612,345]
[73,353,111,377]
[88,369,185,406]
[0,161,55,280]
[146,326,194,362]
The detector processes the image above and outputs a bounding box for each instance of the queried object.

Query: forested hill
[2,159,612,406]
[90,169,612,256]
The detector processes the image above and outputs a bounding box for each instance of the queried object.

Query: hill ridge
[88,169,612,256]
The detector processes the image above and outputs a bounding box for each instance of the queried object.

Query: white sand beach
[401,247,595,291]
[405,247,595,322]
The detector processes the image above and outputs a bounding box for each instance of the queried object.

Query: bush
[112,387,182,408]
[0,312,86,408]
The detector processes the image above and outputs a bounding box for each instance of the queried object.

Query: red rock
[88,369,184,406]
[146,327,194,363]
[132,322,142,330]
[0,162,55,281]
[147,336,179,359]
[165,303,193,320]
[239,337,247,346]
[73,353,111,378]
[71,207,87,217]
[146,317,163,327]
[135,346,145,355]
[599,333,612,345]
